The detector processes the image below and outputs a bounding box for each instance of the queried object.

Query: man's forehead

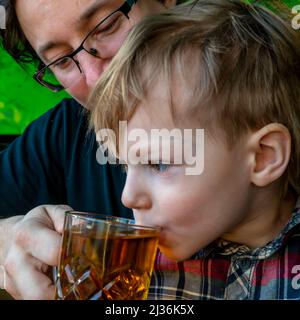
[15,0,117,56]
[16,0,109,15]
[16,0,115,28]
[76,0,113,23]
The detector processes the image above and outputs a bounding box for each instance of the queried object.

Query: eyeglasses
[34,0,138,92]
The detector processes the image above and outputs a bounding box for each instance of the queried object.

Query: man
[0,0,177,299]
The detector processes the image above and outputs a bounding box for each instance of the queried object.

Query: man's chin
[65,90,88,108]
[74,97,88,109]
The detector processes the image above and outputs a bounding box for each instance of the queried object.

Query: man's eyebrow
[37,41,59,62]
[78,0,109,24]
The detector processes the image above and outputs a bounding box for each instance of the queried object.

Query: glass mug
[54,211,160,300]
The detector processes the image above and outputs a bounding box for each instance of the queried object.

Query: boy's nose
[121,170,152,211]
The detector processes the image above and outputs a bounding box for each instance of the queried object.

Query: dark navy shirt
[0,98,133,219]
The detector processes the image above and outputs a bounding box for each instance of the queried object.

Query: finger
[6,252,55,300]
[45,205,73,234]
[15,221,63,267]
[0,269,22,300]
[0,265,5,289]
[15,205,73,266]
[28,204,73,234]
[19,268,55,300]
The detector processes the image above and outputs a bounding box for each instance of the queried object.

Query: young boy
[89,0,300,299]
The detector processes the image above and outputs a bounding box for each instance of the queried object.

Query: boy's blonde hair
[89,0,300,194]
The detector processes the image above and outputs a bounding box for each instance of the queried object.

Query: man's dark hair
[1,0,185,66]
[1,0,38,64]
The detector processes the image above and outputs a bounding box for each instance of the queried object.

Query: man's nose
[77,51,111,89]
[121,169,152,211]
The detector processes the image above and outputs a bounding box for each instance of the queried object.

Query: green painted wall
[0,48,69,135]
[0,0,298,135]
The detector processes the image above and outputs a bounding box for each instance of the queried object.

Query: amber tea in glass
[55,212,160,300]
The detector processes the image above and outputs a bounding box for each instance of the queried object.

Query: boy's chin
[159,246,197,262]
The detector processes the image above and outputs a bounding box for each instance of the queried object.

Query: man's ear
[249,124,291,187]
[160,0,177,8]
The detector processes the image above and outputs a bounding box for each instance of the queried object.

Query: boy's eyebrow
[37,0,110,62]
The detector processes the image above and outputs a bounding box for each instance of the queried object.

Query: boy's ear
[160,0,177,8]
[249,124,291,187]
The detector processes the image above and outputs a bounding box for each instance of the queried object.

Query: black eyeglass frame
[33,0,138,92]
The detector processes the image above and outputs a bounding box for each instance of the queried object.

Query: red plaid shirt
[148,198,300,300]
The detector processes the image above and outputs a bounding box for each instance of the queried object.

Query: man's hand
[0,205,72,300]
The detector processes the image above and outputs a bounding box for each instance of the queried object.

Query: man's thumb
[44,205,74,234]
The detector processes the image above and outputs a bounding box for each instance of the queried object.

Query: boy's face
[120,77,254,261]
[15,0,173,106]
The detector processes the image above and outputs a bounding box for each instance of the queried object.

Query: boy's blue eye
[150,162,171,173]
[121,163,172,174]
